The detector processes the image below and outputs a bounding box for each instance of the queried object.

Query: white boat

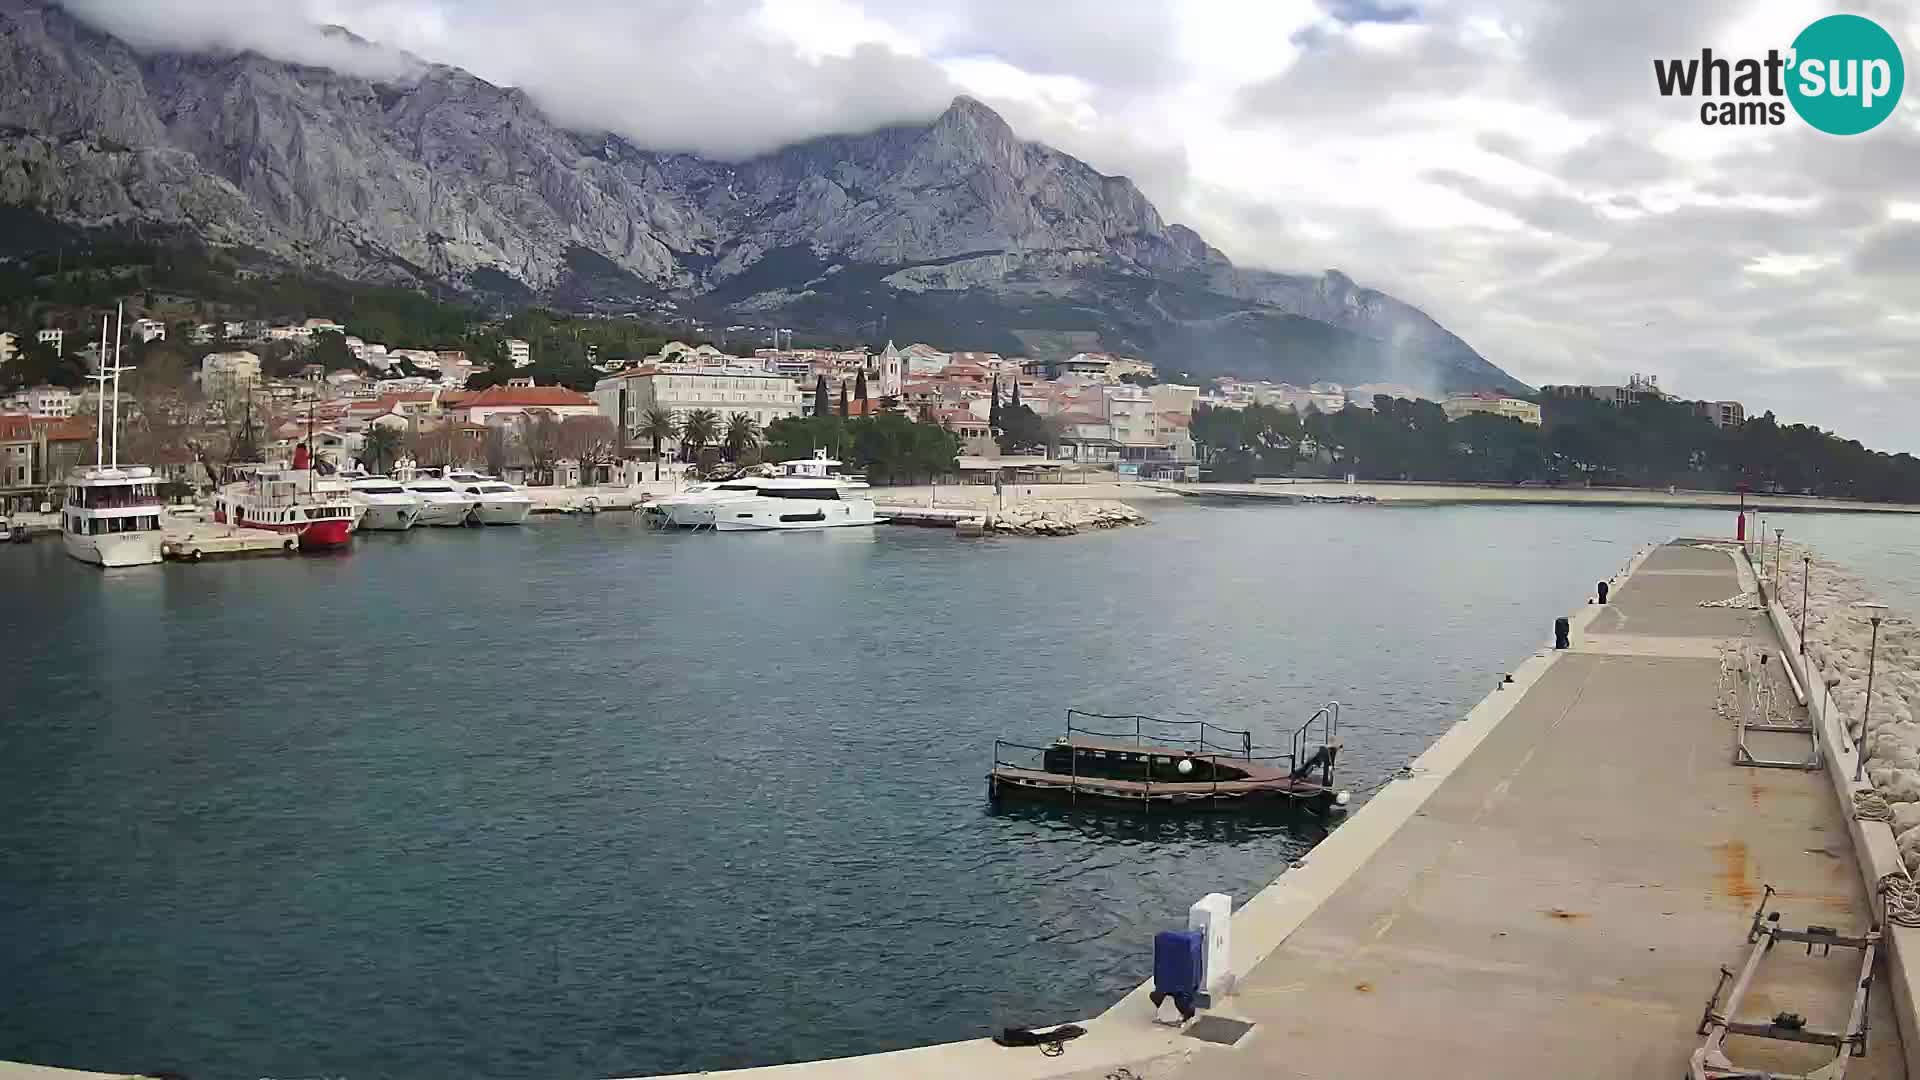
[645,479,766,528]
[404,479,478,527]
[63,305,165,568]
[347,476,422,531]
[64,465,166,566]
[712,476,883,531]
[454,477,532,525]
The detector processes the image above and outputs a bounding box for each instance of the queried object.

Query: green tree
[838,383,849,419]
[636,406,679,480]
[309,330,358,371]
[812,374,830,417]
[989,375,1002,431]
[679,408,720,461]
[854,368,868,408]
[764,415,848,462]
[362,424,404,474]
[723,411,761,461]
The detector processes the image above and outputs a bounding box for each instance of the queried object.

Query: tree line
[1192,395,1920,502]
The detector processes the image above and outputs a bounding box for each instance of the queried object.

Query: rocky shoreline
[965,500,1147,537]
[1775,542,1920,870]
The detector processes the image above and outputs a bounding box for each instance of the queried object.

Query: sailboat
[62,304,165,567]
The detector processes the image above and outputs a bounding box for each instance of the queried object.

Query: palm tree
[680,408,720,462]
[723,411,761,462]
[362,423,404,474]
[637,406,679,481]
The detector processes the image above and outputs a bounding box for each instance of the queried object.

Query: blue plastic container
[1153,928,1203,996]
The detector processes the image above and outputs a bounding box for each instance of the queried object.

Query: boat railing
[1064,709,1253,760]
[1290,702,1341,785]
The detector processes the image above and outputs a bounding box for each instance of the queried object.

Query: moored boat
[989,705,1348,814]
[62,305,164,568]
[213,466,358,551]
[347,476,422,531]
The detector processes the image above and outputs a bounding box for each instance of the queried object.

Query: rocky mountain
[0,0,1526,394]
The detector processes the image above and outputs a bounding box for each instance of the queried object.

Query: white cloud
[54,0,1920,452]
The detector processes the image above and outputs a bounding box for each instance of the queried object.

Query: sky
[61,0,1920,454]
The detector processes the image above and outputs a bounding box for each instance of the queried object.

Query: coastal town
[1,302,1773,513]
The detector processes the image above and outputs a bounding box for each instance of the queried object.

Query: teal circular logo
[1787,14,1904,135]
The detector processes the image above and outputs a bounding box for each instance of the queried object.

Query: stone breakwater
[978,501,1147,537]
[1775,542,1920,869]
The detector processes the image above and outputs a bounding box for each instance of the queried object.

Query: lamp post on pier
[1853,602,1890,783]
[1773,528,1784,592]
[1799,554,1811,655]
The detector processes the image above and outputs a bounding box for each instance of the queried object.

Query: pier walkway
[1161,540,1903,1078]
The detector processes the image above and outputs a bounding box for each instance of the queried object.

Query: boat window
[716,482,758,491]
[779,510,827,523]
[478,484,515,493]
[761,487,840,500]
[736,513,753,518]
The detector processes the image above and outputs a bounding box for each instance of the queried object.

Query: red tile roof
[42,417,95,441]
[0,413,34,441]
[458,385,593,408]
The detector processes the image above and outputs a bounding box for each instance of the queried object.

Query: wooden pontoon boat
[989,706,1349,814]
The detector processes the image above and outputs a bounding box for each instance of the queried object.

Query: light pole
[1853,601,1890,783]
[1799,554,1810,655]
[1773,528,1784,592]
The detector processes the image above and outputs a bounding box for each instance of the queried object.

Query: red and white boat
[213,464,360,550]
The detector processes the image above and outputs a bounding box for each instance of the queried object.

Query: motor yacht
[347,476,422,531]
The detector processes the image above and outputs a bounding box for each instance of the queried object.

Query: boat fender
[1176,758,1195,775]
[190,549,203,562]
[284,538,297,553]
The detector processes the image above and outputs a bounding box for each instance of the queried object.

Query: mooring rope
[1880,872,1920,929]
[1855,789,1894,822]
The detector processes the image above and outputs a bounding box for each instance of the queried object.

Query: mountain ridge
[0,0,1527,395]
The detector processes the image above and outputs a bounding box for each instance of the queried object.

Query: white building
[132,318,167,343]
[1441,394,1543,425]
[593,363,805,452]
[223,321,250,341]
[201,350,262,402]
[12,384,80,418]
[0,331,15,365]
[37,328,63,355]
[506,339,532,368]
[450,383,601,426]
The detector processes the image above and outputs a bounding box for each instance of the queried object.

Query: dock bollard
[1554,617,1571,650]
[1596,581,1609,604]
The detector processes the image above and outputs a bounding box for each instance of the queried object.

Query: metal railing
[991,701,1346,810]
[1064,710,1253,759]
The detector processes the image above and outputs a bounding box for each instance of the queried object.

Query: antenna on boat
[110,302,125,468]
[93,314,108,467]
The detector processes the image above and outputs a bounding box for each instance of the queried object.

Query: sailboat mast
[94,314,107,466]
[110,302,124,467]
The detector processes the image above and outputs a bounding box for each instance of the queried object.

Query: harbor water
[0,501,1907,1079]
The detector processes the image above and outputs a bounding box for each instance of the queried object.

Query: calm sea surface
[0,501,1909,1079]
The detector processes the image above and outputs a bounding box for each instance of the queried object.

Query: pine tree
[855,368,868,407]
[1010,380,1022,410]
[989,376,1002,431]
[813,374,830,417]
[838,383,849,418]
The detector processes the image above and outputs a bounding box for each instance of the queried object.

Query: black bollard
[1597,581,1609,605]
[1554,617,1571,650]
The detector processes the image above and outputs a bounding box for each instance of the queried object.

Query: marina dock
[640,538,1916,1079]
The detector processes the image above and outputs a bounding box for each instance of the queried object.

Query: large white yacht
[404,478,478,527]
[453,475,532,525]
[712,476,882,531]
[347,476,422,531]
[63,307,164,568]
[650,452,881,532]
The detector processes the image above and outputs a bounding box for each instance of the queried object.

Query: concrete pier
[1151,540,1903,1077]
[637,539,1909,1079]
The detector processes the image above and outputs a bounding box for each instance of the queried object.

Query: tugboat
[989,705,1349,814]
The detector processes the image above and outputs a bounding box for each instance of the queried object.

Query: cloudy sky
[64,0,1920,452]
